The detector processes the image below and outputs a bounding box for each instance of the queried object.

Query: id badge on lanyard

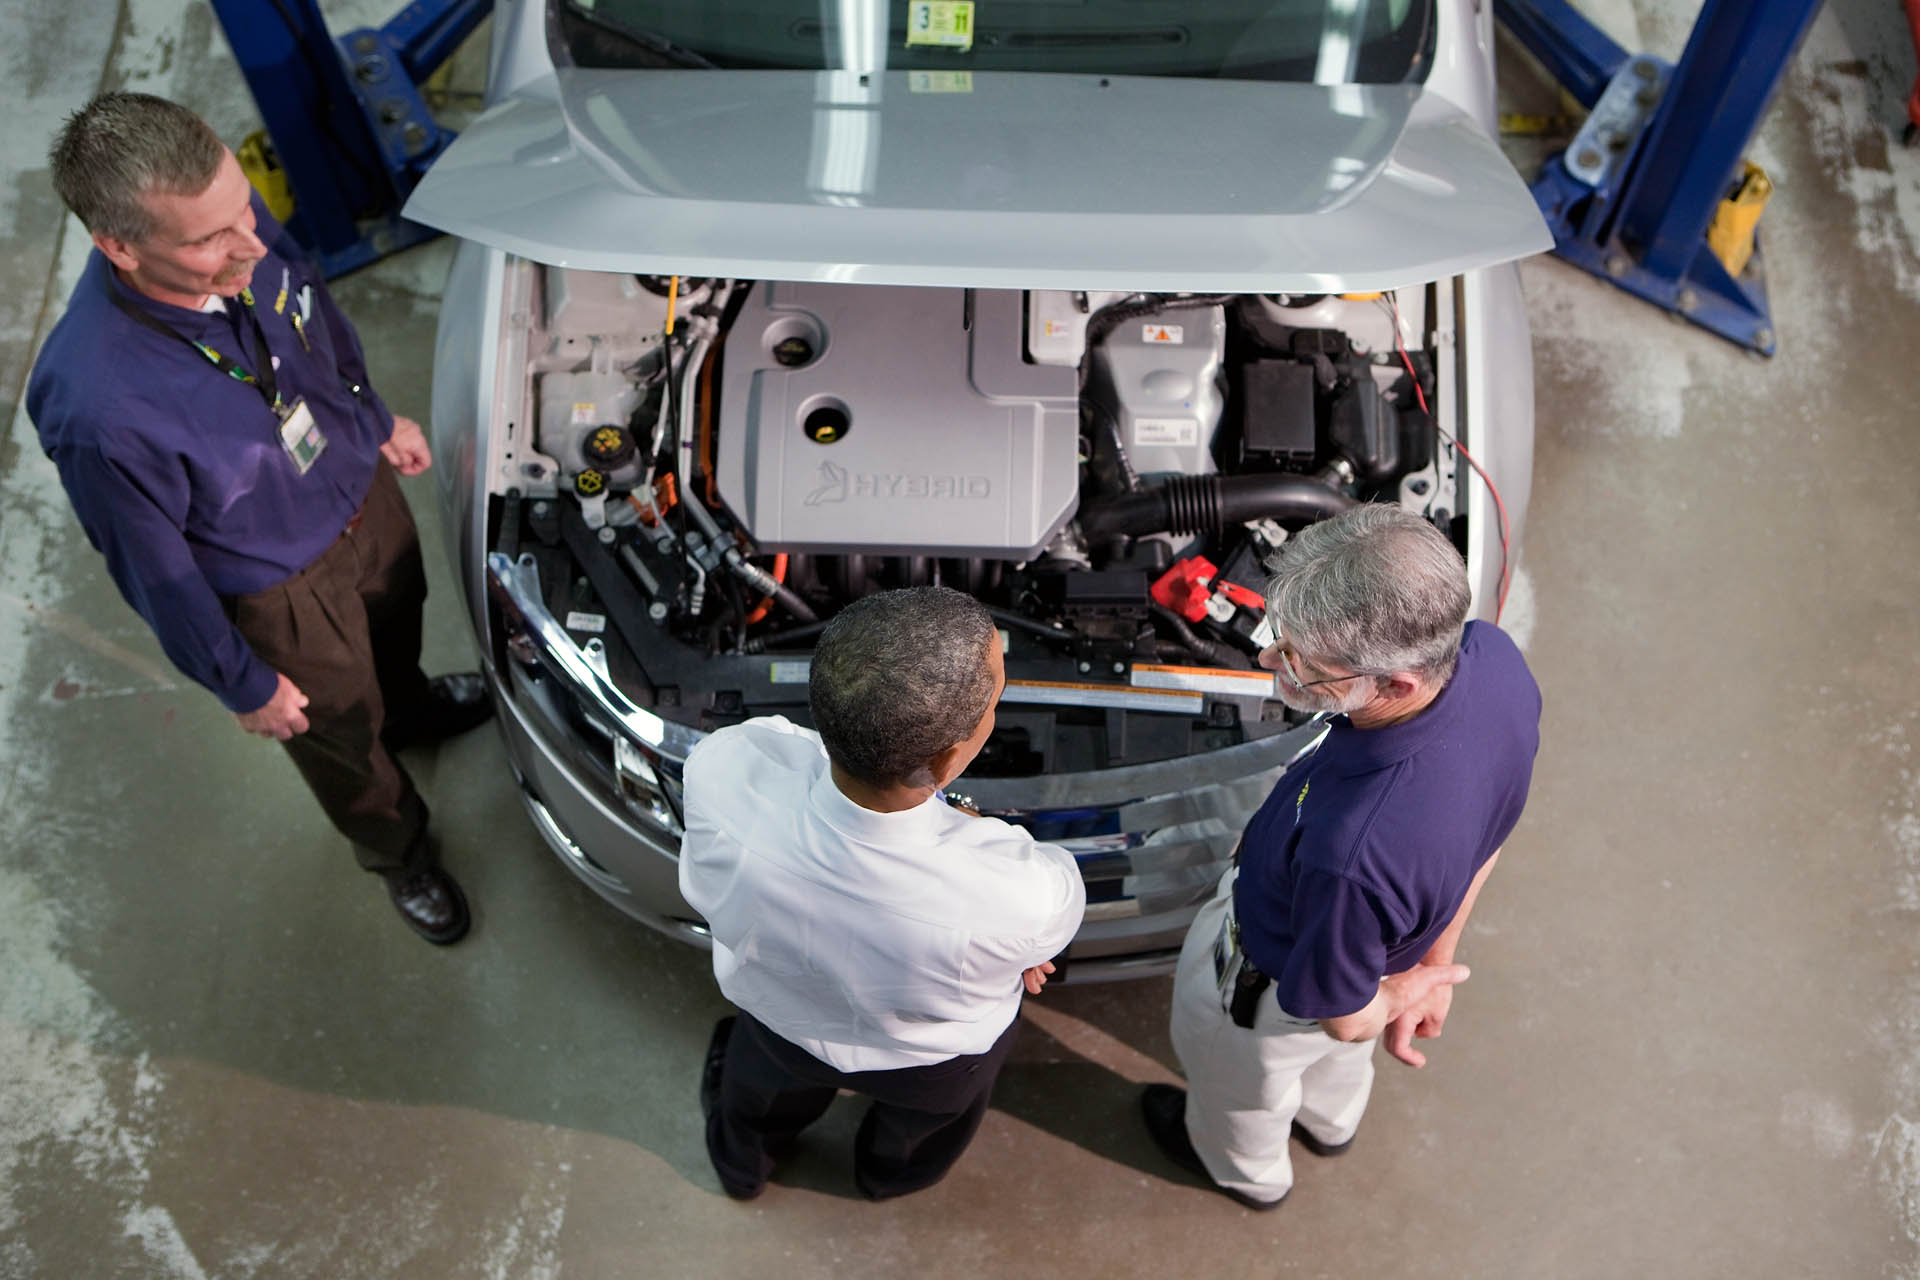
[108,276,329,476]
[277,397,327,474]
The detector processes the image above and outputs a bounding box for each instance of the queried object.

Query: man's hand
[1022,960,1056,995]
[236,673,310,740]
[380,415,432,475]
[1378,964,1468,1067]
[1322,962,1469,1057]
[1384,976,1455,1069]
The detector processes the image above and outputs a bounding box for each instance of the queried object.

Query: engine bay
[489,270,1463,776]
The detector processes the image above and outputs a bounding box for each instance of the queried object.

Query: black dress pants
[226,463,436,874]
[709,1010,1022,1200]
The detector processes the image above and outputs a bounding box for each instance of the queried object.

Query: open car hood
[404,69,1548,292]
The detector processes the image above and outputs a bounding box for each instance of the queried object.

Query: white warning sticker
[769,660,812,685]
[1142,323,1184,345]
[1134,417,1198,447]
[570,401,597,425]
[1002,678,1202,715]
[1130,663,1277,698]
[564,610,606,634]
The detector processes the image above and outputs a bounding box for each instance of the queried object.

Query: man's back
[1236,620,1541,1018]
[681,716,1083,1072]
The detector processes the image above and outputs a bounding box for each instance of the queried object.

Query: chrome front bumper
[486,551,1327,981]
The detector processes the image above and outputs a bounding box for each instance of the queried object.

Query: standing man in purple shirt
[25,93,492,944]
[1141,504,1541,1209]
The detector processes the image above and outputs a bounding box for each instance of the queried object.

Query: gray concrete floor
[3,2,1919,1277]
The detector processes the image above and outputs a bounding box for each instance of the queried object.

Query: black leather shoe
[1140,1084,1286,1211]
[384,673,494,751]
[1291,1119,1355,1158]
[384,865,471,945]
[701,1016,735,1120]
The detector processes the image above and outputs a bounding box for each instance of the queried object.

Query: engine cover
[715,282,1079,558]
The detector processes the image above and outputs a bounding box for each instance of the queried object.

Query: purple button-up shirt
[27,196,395,713]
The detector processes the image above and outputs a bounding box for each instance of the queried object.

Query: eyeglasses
[1271,636,1365,694]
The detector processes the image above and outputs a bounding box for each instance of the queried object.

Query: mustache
[213,257,261,283]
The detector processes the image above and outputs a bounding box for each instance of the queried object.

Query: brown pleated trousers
[227,462,435,873]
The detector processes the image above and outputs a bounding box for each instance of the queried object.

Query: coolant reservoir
[538,369,641,481]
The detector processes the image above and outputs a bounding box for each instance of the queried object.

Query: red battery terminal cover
[1217,581,1266,611]
[1150,556,1219,623]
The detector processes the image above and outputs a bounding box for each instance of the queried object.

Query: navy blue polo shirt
[26,194,395,714]
[1234,621,1541,1019]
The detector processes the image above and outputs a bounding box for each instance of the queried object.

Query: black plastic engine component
[1236,360,1318,468]
[1327,378,1396,486]
[617,528,689,616]
[1289,327,1348,359]
[1079,474,1355,542]
[1326,376,1437,491]
[1216,536,1274,600]
[1043,569,1150,620]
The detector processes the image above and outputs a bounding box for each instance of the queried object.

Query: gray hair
[809,586,999,789]
[1264,504,1471,684]
[49,92,225,243]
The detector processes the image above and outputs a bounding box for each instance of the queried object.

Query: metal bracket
[1495,0,1827,356]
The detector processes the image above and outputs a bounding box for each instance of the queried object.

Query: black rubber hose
[746,619,830,653]
[1087,402,1141,494]
[986,607,1077,647]
[1078,474,1356,542]
[1150,605,1251,670]
[768,581,818,624]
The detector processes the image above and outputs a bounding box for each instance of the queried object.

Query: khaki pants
[1169,869,1376,1204]
[227,463,434,873]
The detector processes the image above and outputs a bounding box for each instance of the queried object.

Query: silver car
[403,0,1548,979]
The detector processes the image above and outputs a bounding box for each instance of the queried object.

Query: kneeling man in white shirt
[681,586,1086,1201]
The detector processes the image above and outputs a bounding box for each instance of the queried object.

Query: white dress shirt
[680,716,1086,1072]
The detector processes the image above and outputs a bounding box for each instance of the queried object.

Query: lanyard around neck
[107,277,282,412]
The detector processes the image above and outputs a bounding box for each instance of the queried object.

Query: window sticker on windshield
[906,1,975,51]
[1142,323,1185,345]
[909,70,974,93]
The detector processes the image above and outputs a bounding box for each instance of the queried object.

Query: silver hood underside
[403,68,1549,291]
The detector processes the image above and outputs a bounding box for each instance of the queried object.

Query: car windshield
[560,0,1435,84]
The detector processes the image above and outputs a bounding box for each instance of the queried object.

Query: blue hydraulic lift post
[1494,0,1626,108]
[1495,0,1826,356]
[209,0,490,279]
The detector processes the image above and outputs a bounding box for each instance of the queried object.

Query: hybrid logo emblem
[802,461,991,506]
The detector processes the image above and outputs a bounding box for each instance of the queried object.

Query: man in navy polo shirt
[26,93,491,944]
[1140,504,1541,1209]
